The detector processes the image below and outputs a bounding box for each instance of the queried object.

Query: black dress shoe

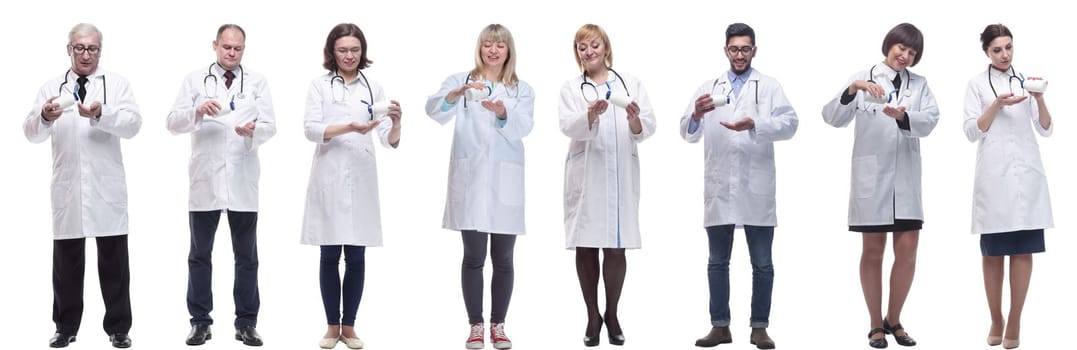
[235,326,263,346]
[583,316,602,347]
[49,333,76,348]
[609,333,626,346]
[110,333,132,348]
[696,326,732,347]
[883,319,916,346]
[186,324,212,346]
[868,327,888,349]
[604,315,624,346]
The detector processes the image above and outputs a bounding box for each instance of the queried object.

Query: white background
[1,0,1073,349]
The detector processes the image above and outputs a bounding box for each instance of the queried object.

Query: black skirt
[849,219,923,233]
[980,230,1045,256]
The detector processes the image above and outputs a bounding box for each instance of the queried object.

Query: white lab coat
[301,72,397,246]
[679,69,799,228]
[24,68,142,240]
[559,71,656,249]
[166,64,276,212]
[425,72,535,235]
[963,68,1053,234]
[822,63,940,226]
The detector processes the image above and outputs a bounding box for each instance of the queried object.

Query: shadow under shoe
[750,328,775,349]
[882,319,916,347]
[696,326,732,347]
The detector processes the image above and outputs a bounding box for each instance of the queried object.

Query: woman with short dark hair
[821,22,939,349]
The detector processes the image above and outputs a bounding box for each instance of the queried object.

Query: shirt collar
[726,68,753,84]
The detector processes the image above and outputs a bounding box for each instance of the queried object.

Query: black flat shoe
[235,326,263,347]
[883,319,916,346]
[109,333,132,348]
[187,324,212,346]
[868,328,888,349]
[583,316,602,347]
[49,333,76,348]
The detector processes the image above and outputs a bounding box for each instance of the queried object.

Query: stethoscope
[330,69,376,119]
[867,64,912,103]
[987,64,1026,98]
[58,69,107,104]
[710,76,759,105]
[203,63,245,99]
[579,68,629,102]
[462,72,520,109]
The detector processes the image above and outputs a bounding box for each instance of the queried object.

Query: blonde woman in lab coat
[558,24,656,347]
[964,24,1053,350]
[300,23,401,350]
[425,24,534,350]
[821,23,938,349]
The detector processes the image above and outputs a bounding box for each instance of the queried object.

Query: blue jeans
[706,225,774,328]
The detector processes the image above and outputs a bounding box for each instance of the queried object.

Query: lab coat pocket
[631,153,641,199]
[498,162,525,207]
[449,158,471,203]
[852,155,877,199]
[51,181,70,209]
[564,151,585,207]
[748,157,775,196]
[98,175,128,206]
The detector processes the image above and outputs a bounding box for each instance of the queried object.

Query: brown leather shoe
[750,328,775,349]
[695,326,732,347]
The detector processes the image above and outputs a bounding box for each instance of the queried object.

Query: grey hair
[68,23,102,45]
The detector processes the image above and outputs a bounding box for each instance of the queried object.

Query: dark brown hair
[323,23,372,71]
[979,24,1012,52]
[881,23,924,66]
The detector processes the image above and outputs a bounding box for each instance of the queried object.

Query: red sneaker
[490,323,512,349]
[465,323,484,349]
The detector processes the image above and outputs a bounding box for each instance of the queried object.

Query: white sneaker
[466,323,484,349]
[490,323,512,349]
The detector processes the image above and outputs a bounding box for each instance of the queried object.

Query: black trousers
[52,235,132,335]
[187,210,260,328]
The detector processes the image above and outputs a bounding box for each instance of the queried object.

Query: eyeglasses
[69,45,101,56]
[69,45,101,55]
[726,45,755,55]
[335,47,362,56]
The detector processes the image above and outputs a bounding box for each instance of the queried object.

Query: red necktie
[223,70,235,89]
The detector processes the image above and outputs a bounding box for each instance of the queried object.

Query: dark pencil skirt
[849,219,923,233]
[980,229,1045,256]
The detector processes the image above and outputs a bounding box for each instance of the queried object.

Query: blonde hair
[470,24,518,86]
[573,24,613,72]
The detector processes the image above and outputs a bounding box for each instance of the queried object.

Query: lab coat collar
[67,68,102,80]
[210,62,241,78]
[989,65,1015,79]
[326,70,371,89]
[873,62,900,82]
